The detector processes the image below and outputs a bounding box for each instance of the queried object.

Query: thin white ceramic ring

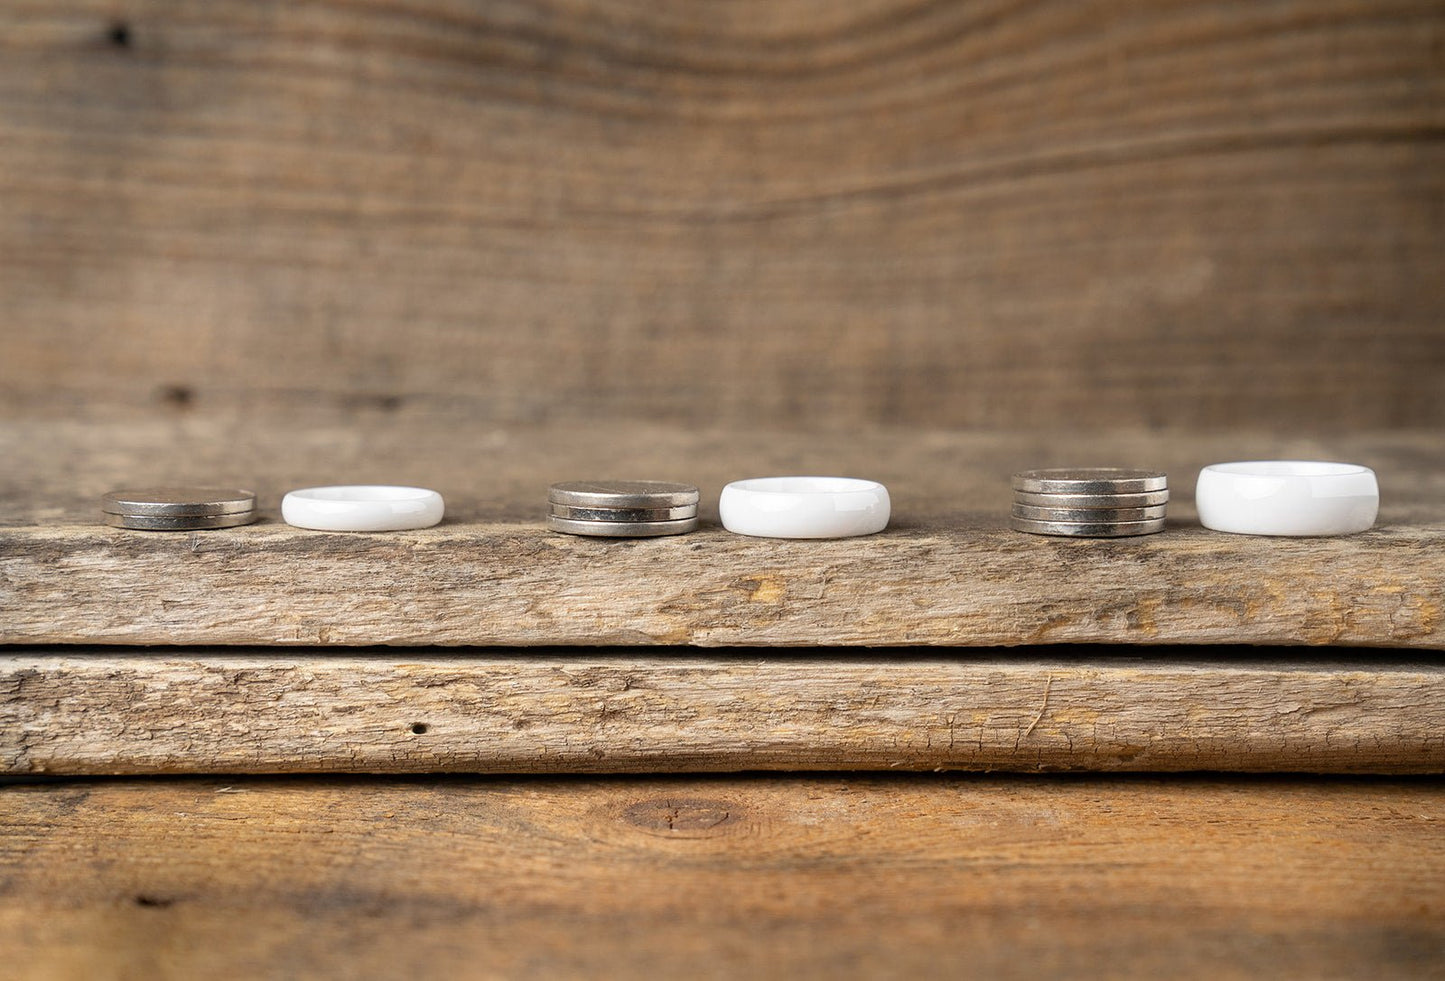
[1195,462,1378,537]
[282,485,444,532]
[720,477,890,539]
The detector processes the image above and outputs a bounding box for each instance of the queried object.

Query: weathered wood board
[2,1,1442,430]
[2,417,1441,648]
[4,651,1443,775]
[2,776,1442,978]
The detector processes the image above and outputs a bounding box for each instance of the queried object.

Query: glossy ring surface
[282,485,444,532]
[720,477,890,539]
[1195,462,1377,537]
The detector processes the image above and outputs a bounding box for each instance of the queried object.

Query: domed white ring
[282,485,444,532]
[1195,462,1378,537]
[720,477,890,539]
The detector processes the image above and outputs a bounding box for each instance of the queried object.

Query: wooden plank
[4,651,1443,775]
[10,519,1442,648]
[2,419,1442,649]
[1,2,1441,430]
[1,776,1442,978]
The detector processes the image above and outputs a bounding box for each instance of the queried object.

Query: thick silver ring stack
[1010,469,1168,538]
[101,487,258,531]
[547,481,699,537]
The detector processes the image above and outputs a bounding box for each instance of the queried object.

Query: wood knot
[133,895,174,909]
[156,383,194,409]
[623,798,735,837]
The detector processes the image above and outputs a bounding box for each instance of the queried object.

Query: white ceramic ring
[720,477,890,539]
[282,485,444,532]
[1195,462,1378,537]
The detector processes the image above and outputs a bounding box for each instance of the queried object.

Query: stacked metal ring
[547,481,700,537]
[1010,469,1168,538]
[101,487,258,531]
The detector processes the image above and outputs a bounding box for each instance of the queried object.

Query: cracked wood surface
[1,776,1442,978]
[3,651,1443,775]
[1,416,1441,648]
[2,2,1442,431]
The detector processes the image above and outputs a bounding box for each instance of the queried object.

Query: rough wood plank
[1,1,1441,430]
[1,776,1442,979]
[7,520,1440,648]
[4,651,1443,775]
[2,418,1441,648]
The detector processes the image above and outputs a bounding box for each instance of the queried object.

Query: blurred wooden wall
[1,1,1441,429]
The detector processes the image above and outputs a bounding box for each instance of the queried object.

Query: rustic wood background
[4,776,1443,978]
[2,1,1441,429]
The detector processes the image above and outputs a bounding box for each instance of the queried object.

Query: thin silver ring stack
[101,487,258,531]
[547,481,700,537]
[1010,469,1168,538]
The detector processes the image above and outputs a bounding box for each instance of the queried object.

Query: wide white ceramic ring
[1195,462,1378,537]
[282,486,444,532]
[720,477,890,539]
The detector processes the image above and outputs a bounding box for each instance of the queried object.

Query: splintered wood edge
[4,653,1443,775]
[1,522,1442,647]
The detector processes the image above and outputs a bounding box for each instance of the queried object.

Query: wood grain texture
[2,776,1442,979]
[1,1,1442,429]
[4,651,1444,775]
[2,417,1441,648]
